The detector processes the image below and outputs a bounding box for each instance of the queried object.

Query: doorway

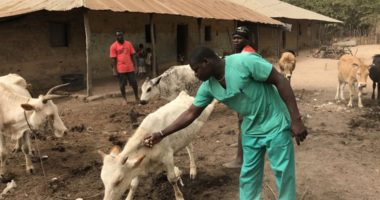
[177,24,188,64]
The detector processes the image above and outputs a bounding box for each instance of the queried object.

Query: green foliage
[283,0,380,31]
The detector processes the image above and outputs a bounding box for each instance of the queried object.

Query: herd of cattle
[0,52,379,199]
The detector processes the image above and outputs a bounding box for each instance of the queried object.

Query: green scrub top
[193,53,291,136]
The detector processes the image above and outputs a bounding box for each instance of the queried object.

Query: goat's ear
[98,150,107,160]
[153,77,162,85]
[21,104,35,111]
[131,155,145,168]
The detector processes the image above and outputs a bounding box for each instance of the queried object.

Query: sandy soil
[1,45,379,200]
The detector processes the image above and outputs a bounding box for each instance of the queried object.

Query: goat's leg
[125,177,139,200]
[163,154,185,200]
[21,132,34,174]
[185,143,197,179]
[0,134,7,178]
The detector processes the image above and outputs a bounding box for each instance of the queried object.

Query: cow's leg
[185,143,197,179]
[12,137,22,153]
[372,82,376,99]
[21,132,34,174]
[335,82,341,100]
[358,87,364,108]
[125,177,139,200]
[377,83,380,105]
[162,153,184,200]
[347,82,354,107]
[0,134,7,178]
[340,82,346,100]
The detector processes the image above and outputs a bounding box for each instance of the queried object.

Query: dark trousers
[117,72,138,100]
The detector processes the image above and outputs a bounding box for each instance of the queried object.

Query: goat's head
[99,146,145,200]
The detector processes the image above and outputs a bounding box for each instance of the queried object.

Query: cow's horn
[46,83,70,95]
[43,94,68,101]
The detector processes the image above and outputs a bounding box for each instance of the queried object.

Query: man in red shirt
[224,26,256,168]
[110,31,139,105]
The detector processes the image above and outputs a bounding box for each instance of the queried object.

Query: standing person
[224,26,256,168]
[233,26,256,53]
[143,47,308,200]
[145,48,153,76]
[136,43,147,76]
[110,31,139,105]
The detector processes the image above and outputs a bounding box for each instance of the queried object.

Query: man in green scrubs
[143,47,308,200]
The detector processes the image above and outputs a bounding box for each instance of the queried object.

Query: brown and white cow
[278,50,296,81]
[335,55,370,108]
[0,76,68,177]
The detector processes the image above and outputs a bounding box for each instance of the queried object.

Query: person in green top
[143,46,308,200]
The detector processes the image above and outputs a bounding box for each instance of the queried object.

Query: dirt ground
[1,45,380,200]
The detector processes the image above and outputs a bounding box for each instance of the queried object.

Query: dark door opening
[282,31,287,49]
[177,24,188,64]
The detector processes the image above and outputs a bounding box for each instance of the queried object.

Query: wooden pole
[84,10,92,96]
[149,14,157,77]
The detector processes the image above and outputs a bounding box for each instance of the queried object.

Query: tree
[283,0,380,32]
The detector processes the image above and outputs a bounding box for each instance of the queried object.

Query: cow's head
[99,147,145,200]
[353,63,369,89]
[140,76,162,105]
[280,63,295,81]
[279,52,296,81]
[20,83,69,137]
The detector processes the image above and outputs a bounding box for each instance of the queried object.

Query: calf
[140,65,201,104]
[278,50,296,81]
[369,54,380,105]
[0,80,68,177]
[335,55,370,108]
[99,91,216,200]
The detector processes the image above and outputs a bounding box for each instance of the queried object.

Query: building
[229,0,342,56]
[0,0,282,95]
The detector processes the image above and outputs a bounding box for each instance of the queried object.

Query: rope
[23,99,105,199]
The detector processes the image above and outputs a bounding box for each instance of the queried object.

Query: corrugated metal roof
[229,0,342,23]
[0,0,283,25]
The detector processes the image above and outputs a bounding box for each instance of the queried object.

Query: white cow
[99,91,216,200]
[140,65,201,104]
[0,77,68,177]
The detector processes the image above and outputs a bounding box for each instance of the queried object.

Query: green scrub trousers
[239,131,296,200]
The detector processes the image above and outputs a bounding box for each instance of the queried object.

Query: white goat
[99,91,216,200]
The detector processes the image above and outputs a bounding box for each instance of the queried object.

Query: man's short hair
[190,47,219,65]
[232,26,250,40]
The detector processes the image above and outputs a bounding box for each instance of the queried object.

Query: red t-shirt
[110,41,136,73]
[241,45,256,53]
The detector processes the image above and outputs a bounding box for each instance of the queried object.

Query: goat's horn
[46,83,70,95]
